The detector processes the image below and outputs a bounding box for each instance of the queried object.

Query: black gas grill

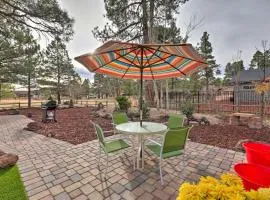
[41,99,57,122]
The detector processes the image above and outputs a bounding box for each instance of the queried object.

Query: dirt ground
[1,107,270,149]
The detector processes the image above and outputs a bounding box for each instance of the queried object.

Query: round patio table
[115,122,168,169]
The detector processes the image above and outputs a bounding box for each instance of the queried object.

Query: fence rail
[148,90,270,116]
[0,99,116,110]
[2,91,270,116]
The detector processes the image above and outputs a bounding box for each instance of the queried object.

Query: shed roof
[233,68,270,83]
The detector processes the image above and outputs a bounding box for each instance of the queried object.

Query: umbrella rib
[143,50,155,80]
[91,48,137,72]
[146,46,208,65]
[143,46,161,67]
[144,55,172,67]
[75,47,136,59]
[114,50,141,68]
[93,46,136,56]
[121,49,140,79]
[146,47,186,76]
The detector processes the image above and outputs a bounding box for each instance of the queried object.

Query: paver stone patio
[0,115,245,200]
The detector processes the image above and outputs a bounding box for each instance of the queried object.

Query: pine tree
[224,60,244,83]
[40,37,75,104]
[81,79,91,98]
[67,74,82,99]
[92,0,188,43]
[198,32,219,96]
[0,0,74,38]
[249,50,270,70]
[250,51,264,69]
[18,34,40,108]
[93,74,105,99]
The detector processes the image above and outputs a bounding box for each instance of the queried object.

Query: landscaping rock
[8,109,20,115]
[0,153,18,168]
[96,109,111,119]
[24,122,42,131]
[234,139,255,152]
[199,117,210,126]
[0,150,5,156]
[248,117,263,129]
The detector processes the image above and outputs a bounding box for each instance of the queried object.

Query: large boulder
[0,152,18,168]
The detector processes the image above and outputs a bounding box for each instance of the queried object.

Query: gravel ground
[1,107,270,149]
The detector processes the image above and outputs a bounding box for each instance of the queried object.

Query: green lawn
[0,165,28,200]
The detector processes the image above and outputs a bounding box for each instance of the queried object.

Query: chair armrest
[145,138,162,146]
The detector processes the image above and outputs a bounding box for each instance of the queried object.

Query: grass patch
[0,165,28,200]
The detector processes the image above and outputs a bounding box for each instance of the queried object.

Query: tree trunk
[149,0,154,42]
[0,82,2,102]
[160,80,163,108]
[166,79,169,110]
[153,80,159,110]
[57,67,61,104]
[260,92,265,116]
[142,0,149,44]
[206,76,209,101]
[27,68,31,108]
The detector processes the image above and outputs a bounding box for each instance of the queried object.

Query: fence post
[18,102,20,109]
[106,101,108,107]
[197,91,200,113]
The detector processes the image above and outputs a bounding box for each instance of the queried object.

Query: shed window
[242,85,255,90]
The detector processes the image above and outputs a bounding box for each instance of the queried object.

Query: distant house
[233,68,270,87]
[13,84,40,98]
[232,68,270,102]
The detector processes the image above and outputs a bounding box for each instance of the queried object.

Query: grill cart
[41,99,57,122]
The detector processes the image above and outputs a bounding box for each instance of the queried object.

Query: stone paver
[0,115,245,200]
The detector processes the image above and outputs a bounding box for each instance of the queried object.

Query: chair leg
[159,157,164,185]
[133,144,136,171]
[97,147,101,169]
[105,153,109,180]
[141,136,145,169]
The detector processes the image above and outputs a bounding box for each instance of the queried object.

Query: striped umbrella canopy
[75,40,208,126]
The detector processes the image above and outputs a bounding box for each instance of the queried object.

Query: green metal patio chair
[112,112,129,135]
[91,121,135,179]
[145,127,191,185]
[167,114,185,129]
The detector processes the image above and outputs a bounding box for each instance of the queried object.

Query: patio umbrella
[75,40,207,126]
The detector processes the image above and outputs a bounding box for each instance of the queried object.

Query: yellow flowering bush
[255,82,270,94]
[177,173,270,200]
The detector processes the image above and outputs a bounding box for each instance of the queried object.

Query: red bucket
[243,142,270,167]
[234,163,270,190]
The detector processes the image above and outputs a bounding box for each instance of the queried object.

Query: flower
[246,188,270,200]
[199,176,219,186]
[177,173,270,200]
[221,173,243,186]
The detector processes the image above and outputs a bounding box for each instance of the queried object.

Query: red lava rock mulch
[4,107,114,145]
[189,124,270,150]
[1,108,270,149]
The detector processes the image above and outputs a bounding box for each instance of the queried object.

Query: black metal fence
[148,90,270,115]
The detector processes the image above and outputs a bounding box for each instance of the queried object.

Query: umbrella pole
[140,68,143,127]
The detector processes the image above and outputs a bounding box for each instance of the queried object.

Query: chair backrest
[112,112,129,125]
[91,121,105,146]
[167,114,184,129]
[162,127,190,154]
